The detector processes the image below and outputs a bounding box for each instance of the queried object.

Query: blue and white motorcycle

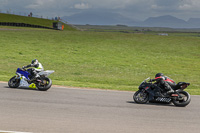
[8,68,54,91]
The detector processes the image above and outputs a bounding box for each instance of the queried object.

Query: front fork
[13,74,21,83]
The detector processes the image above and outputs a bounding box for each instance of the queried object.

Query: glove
[22,66,26,69]
[149,79,155,82]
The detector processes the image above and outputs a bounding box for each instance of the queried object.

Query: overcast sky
[1,0,200,21]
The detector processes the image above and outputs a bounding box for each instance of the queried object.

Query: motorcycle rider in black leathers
[22,59,44,81]
[151,73,176,95]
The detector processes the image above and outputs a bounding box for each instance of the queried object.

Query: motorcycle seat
[174,82,190,90]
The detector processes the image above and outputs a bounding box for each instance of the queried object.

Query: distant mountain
[62,11,137,25]
[187,18,200,28]
[62,12,200,28]
[142,15,200,28]
[142,15,188,28]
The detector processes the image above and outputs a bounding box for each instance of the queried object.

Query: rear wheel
[133,90,149,104]
[172,91,191,107]
[8,76,20,88]
[36,77,52,91]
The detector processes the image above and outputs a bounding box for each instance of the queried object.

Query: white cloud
[178,0,200,11]
[151,4,162,10]
[1,0,200,21]
[179,4,191,10]
[25,0,55,9]
[73,3,90,9]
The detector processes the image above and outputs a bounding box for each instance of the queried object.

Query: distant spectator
[30,12,33,17]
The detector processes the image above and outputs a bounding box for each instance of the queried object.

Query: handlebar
[21,67,27,71]
[148,79,156,82]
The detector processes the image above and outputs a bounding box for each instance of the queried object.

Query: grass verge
[0,29,199,94]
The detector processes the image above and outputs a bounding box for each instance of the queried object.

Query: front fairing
[16,68,30,80]
[139,77,152,90]
[139,82,152,90]
[139,81,145,89]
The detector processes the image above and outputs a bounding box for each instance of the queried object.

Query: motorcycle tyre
[172,91,191,107]
[36,77,52,91]
[133,90,149,104]
[8,76,20,88]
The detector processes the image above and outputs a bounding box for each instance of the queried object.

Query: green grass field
[75,24,200,33]
[0,27,199,94]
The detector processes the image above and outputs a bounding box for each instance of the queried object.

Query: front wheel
[8,76,20,88]
[36,77,52,91]
[172,91,191,107]
[133,90,149,104]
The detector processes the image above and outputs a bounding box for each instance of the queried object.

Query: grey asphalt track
[0,82,200,133]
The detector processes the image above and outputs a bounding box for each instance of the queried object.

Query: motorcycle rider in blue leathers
[22,59,44,81]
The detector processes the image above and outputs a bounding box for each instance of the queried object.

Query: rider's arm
[149,79,156,82]
[23,64,34,69]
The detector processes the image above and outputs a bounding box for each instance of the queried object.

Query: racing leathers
[22,62,44,81]
[153,76,176,95]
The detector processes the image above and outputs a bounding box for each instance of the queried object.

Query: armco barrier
[0,22,57,30]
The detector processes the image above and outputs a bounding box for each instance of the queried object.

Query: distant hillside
[62,10,137,25]
[0,13,76,31]
[188,18,200,28]
[143,15,188,28]
[142,15,200,28]
[62,12,200,28]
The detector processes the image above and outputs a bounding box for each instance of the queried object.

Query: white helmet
[31,59,39,65]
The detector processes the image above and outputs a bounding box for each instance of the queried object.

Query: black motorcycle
[133,77,191,107]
